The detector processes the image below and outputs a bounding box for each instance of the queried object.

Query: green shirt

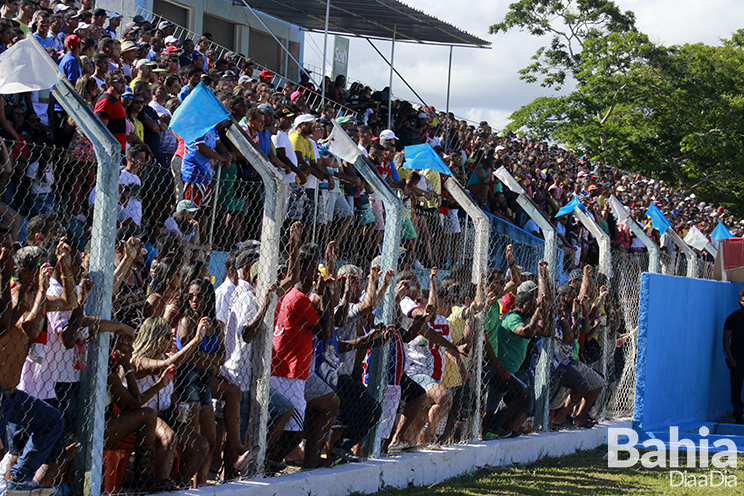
[485,304,501,356]
[495,311,530,374]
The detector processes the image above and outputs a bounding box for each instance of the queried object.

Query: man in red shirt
[94,70,127,154]
[269,242,334,468]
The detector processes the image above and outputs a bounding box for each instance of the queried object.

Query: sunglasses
[121,94,133,100]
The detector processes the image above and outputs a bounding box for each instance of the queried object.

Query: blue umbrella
[402,144,453,175]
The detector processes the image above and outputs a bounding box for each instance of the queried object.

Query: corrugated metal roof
[243,0,490,48]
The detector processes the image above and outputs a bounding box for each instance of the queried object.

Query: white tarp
[608,194,630,224]
[0,35,64,94]
[684,225,711,251]
[327,120,362,164]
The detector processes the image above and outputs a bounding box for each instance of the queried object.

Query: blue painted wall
[635,273,744,430]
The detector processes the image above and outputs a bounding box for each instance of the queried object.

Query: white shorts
[370,199,385,231]
[442,209,461,234]
[270,376,307,432]
[409,372,439,391]
[380,385,402,440]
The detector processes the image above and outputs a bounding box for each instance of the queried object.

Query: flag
[645,203,672,233]
[711,221,733,241]
[169,82,230,144]
[556,196,587,217]
[0,35,64,94]
[402,144,453,175]
[608,194,630,223]
[683,225,710,251]
[327,120,362,163]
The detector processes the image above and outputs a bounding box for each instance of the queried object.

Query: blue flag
[555,196,587,217]
[402,144,453,175]
[169,82,231,144]
[645,203,672,233]
[711,221,733,241]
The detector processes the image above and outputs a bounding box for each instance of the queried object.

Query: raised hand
[370,264,382,283]
[197,317,211,340]
[290,221,303,245]
[160,364,176,386]
[39,263,53,291]
[505,244,514,265]
[383,269,395,286]
[55,237,72,268]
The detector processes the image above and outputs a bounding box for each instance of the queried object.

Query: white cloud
[303,0,742,129]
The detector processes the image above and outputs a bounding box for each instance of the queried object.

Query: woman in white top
[131,316,210,488]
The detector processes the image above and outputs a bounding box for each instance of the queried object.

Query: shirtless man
[0,237,76,495]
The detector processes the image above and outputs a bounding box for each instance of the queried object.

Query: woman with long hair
[144,256,181,322]
[173,278,224,484]
[131,316,210,487]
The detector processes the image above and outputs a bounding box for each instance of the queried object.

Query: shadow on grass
[380,447,743,496]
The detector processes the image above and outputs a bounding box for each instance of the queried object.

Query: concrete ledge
[181,420,631,496]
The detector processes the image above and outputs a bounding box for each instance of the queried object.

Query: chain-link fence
[1,93,729,496]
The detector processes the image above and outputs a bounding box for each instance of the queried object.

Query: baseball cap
[109,12,122,19]
[120,40,138,52]
[238,75,251,85]
[64,34,82,48]
[164,35,178,44]
[74,23,91,32]
[165,46,182,54]
[135,59,157,69]
[220,70,237,79]
[158,20,173,30]
[379,129,398,140]
[274,108,295,119]
[53,4,70,13]
[568,269,583,282]
[294,114,316,126]
[257,103,274,113]
[175,199,199,213]
[259,69,273,78]
[290,90,302,102]
[132,15,146,24]
[516,280,538,295]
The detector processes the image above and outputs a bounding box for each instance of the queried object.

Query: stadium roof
[244,0,491,48]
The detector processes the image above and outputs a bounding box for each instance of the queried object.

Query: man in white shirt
[119,145,146,228]
[215,250,239,326]
[271,108,307,223]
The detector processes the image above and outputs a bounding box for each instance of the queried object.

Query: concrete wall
[169,421,628,496]
[635,273,743,431]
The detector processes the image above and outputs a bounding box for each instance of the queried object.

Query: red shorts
[183,182,213,208]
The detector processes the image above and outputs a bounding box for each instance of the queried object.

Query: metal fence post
[444,177,489,440]
[571,207,612,420]
[664,227,698,278]
[494,166,556,433]
[52,78,121,496]
[624,217,660,274]
[225,122,285,474]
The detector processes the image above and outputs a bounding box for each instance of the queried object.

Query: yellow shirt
[421,168,441,210]
[289,130,315,164]
[442,305,467,388]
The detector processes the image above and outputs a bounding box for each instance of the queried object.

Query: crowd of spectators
[0,1,736,495]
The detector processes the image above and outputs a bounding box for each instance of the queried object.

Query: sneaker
[330,447,361,463]
[6,480,57,496]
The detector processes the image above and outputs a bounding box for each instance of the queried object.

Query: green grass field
[379,447,742,495]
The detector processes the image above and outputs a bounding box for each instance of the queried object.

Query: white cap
[75,23,91,32]
[379,129,398,141]
[53,4,70,13]
[135,59,157,69]
[294,114,316,126]
[164,35,178,44]
[109,12,122,18]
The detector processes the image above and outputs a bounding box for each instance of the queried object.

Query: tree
[492,4,744,214]
[490,0,636,89]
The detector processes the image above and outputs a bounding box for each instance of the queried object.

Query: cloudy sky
[302,0,742,129]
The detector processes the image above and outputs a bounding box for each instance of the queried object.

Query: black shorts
[400,372,426,404]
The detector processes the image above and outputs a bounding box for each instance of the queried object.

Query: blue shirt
[33,33,54,49]
[257,129,271,157]
[181,129,217,184]
[58,52,81,83]
[178,85,191,102]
